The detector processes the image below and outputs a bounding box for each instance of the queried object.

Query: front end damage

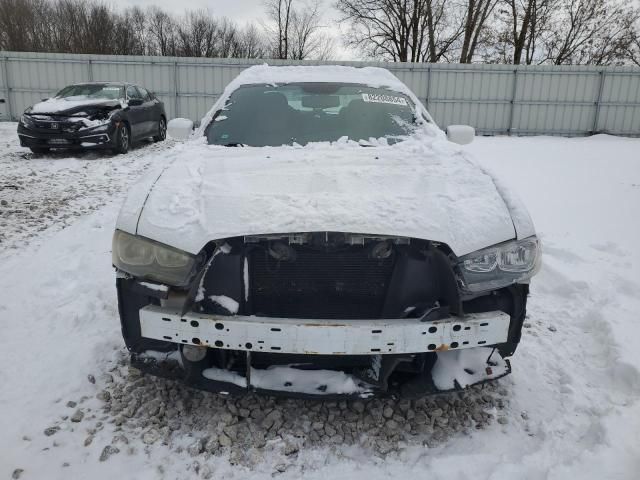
[18,103,122,150]
[116,232,528,398]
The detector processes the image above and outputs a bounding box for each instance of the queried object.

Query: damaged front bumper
[116,233,529,399]
[17,121,116,149]
[118,279,524,399]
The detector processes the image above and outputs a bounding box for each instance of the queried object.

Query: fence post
[592,70,605,134]
[87,59,93,82]
[425,64,431,111]
[173,61,179,118]
[507,69,518,135]
[1,56,13,121]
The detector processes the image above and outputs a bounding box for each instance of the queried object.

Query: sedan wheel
[153,118,166,142]
[113,124,129,154]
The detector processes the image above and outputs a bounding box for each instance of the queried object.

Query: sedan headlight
[83,122,111,132]
[458,236,541,292]
[112,230,200,286]
[20,114,36,129]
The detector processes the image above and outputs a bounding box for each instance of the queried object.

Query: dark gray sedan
[17,82,166,154]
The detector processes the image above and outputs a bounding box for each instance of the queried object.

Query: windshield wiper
[221,143,245,147]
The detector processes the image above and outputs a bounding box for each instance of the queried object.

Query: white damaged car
[112,65,541,398]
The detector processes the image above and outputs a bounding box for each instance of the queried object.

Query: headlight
[80,116,113,132]
[112,230,200,286]
[458,236,541,292]
[82,122,111,133]
[20,114,36,129]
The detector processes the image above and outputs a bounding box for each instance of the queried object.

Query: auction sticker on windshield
[362,93,408,106]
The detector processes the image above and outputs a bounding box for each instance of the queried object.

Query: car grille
[249,246,395,319]
[34,121,79,132]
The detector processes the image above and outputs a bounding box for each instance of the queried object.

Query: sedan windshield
[205,83,417,147]
[55,84,124,101]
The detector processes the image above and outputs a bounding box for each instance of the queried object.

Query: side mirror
[446,125,475,145]
[128,98,143,107]
[167,118,194,141]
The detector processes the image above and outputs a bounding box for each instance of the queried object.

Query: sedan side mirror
[128,98,143,106]
[167,118,194,141]
[446,125,475,145]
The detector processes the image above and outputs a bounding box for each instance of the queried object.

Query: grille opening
[197,233,461,321]
[249,244,395,319]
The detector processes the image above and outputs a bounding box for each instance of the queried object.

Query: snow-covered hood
[117,135,535,257]
[28,97,123,115]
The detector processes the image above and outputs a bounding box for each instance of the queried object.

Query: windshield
[205,83,417,147]
[55,84,124,101]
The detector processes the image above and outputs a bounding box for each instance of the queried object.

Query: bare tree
[540,0,639,64]
[235,23,269,58]
[148,7,177,56]
[458,0,499,62]
[4,0,638,65]
[289,1,334,59]
[0,0,50,51]
[176,10,218,57]
[629,31,640,66]
[264,0,294,58]
[491,0,554,64]
[263,0,334,59]
[336,0,464,62]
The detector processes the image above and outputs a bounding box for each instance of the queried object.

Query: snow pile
[432,347,508,390]
[167,118,193,139]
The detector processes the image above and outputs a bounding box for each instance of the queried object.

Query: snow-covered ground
[0,123,176,253]
[1,124,639,479]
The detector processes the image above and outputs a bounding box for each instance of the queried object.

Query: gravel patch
[0,122,174,255]
[40,349,510,469]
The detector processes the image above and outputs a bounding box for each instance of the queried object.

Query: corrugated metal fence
[1,51,640,136]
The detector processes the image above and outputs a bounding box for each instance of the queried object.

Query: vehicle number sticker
[362,93,408,106]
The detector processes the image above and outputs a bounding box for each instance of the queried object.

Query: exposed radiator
[249,246,395,319]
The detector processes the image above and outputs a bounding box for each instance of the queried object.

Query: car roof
[70,81,125,85]
[230,65,407,91]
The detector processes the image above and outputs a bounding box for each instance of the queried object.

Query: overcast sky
[120,0,271,24]
[117,0,357,59]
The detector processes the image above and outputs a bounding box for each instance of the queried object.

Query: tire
[153,117,166,142]
[113,123,130,154]
[29,146,50,154]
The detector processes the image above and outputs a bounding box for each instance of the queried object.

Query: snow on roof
[230,64,408,90]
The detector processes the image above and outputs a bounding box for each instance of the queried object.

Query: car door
[125,85,145,140]
[136,85,157,136]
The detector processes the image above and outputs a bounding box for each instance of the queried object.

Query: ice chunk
[209,295,239,314]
